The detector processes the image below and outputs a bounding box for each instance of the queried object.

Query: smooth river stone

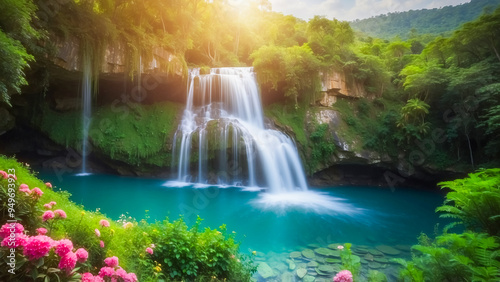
[325,258,341,263]
[314,248,335,257]
[257,262,276,279]
[303,275,316,282]
[376,245,401,255]
[327,243,342,250]
[364,253,374,261]
[281,272,294,282]
[308,243,321,248]
[307,261,319,267]
[368,261,383,269]
[290,251,302,259]
[288,260,296,270]
[297,268,307,278]
[317,265,336,273]
[395,244,412,252]
[368,249,384,256]
[302,249,316,259]
[373,257,389,263]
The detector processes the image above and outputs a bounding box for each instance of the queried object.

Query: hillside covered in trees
[351,0,500,39]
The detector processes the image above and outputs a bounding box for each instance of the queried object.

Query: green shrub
[436,168,500,235]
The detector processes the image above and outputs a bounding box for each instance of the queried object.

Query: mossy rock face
[257,262,276,279]
[297,268,307,278]
[376,245,401,255]
[302,249,316,259]
[290,251,302,258]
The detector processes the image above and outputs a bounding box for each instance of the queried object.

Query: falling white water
[79,55,92,175]
[171,67,308,192]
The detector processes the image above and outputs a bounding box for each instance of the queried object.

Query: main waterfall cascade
[79,55,92,176]
[171,67,308,193]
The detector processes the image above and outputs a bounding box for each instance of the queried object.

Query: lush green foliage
[339,243,361,279]
[309,123,335,174]
[0,156,255,281]
[351,0,500,39]
[437,168,500,235]
[252,44,321,107]
[0,0,39,105]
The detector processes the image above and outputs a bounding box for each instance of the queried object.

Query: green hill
[350,0,500,39]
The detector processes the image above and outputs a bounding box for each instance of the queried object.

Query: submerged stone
[368,261,383,269]
[317,264,335,273]
[297,268,307,278]
[325,258,341,263]
[290,251,302,258]
[376,245,401,255]
[368,249,384,256]
[314,247,336,257]
[281,272,294,282]
[303,275,316,282]
[302,249,316,259]
[307,261,319,267]
[257,262,276,279]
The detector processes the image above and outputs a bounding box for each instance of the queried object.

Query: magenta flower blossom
[45,182,52,188]
[75,248,89,263]
[30,187,43,198]
[19,184,30,193]
[100,240,105,248]
[1,233,28,248]
[54,209,67,219]
[116,268,128,280]
[43,203,52,210]
[98,266,115,277]
[0,170,7,179]
[99,219,110,227]
[58,251,77,272]
[49,201,56,206]
[95,228,101,237]
[337,245,344,250]
[42,210,55,221]
[126,273,138,282]
[146,247,153,255]
[333,270,353,282]
[55,239,73,256]
[150,243,156,249]
[0,223,24,238]
[81,273,94,282]
[94,276,105,282]
[104,256,119,267]
[36,228,48,235]
[23,235,53,260]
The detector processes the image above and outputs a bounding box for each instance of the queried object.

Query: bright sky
[269,0,470,21]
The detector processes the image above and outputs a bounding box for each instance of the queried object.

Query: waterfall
[80,55,92,175]
[172,67,308,192]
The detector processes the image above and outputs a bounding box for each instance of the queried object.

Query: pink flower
[75,248,89,263]
[333,270,353,282]
[19,184,30,193]
[55,239,73,256]
[337,245,344,250]
[43,203,52,210]
[126,273,138,282]
[100,240,105,248]
[42,210,54,221]
[116,268,128,280]
[98,266,115,277]
[150,243,156,249]
[30,187,43,198]
[146,247,153,255]
[23,235,53,260]
[45,182,52,188]
[0,223,24,238]
[95,229,101,237]
[36,228,48,235]
[99,219,110,228]
[94,276,104,282]
[54,209,67,219]
[50,201,56,206]
[0,170,7,179]
[58,251,77,272]
[81,273,94,282]
[1,233,28,248]
[104,256,119,267]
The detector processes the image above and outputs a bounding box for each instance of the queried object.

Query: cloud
[269,0,470,21]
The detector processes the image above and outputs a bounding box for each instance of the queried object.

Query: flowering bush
[333,270,353,282]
